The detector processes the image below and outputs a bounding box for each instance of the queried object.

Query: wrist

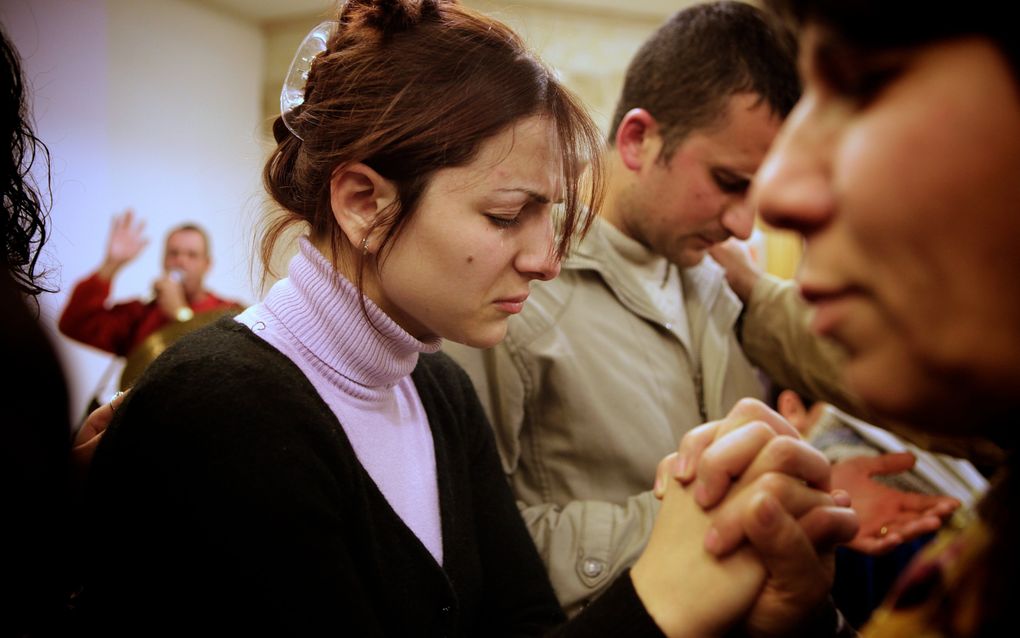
[783,596,842,638]
[631,558,707,638]
[97,261,123,282]
[730,270,759,303]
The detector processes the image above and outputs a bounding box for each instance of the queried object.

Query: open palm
[105,209,149,267]
[833,452,958,555]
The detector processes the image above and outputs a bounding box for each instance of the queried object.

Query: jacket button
[581,558,605,578]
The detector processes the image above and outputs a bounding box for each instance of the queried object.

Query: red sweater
[58,272,241,356]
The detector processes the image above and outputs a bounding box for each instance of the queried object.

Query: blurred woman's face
[373,115,563,348]
[755,26,1020,430]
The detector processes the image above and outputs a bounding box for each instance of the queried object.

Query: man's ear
[614,108,662,172]
[329,162,398,253]
[776,389,810,434]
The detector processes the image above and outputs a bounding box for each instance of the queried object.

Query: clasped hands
[630,399,858,638]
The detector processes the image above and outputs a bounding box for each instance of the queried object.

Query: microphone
[147,269,185,303]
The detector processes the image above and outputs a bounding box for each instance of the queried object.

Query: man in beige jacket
[446,1,943,615]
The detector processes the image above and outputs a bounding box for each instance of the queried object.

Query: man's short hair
[608,0,800,160]
[167,223,211,258]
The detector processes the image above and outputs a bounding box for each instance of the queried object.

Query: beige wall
[467,0,680,133]
[261,1,691,139]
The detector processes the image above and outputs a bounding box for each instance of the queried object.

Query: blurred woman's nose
[755,95,837,236]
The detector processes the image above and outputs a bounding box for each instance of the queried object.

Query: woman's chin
[446,323,508,350]
[846,358,968,435]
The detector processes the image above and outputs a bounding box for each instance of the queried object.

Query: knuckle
[744,420,776,441]
[763,436,803,470]
[682,422,714,448]
[699,443,725,471]
[656,452,676,474]
[757,471,792,497]
[733,397,765,415]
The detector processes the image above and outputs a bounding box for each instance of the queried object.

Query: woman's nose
[754,95,837,236]
[516,216,562,281]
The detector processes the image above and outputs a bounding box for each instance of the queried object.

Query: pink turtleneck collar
[235,238,444,564]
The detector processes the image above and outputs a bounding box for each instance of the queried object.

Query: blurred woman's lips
[799,284,843,304]
[800,284,862,338]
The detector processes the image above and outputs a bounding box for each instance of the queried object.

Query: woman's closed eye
[485,212,522,228]
[813,40,907,106]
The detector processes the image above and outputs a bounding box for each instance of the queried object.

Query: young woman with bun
[80,2,853,635]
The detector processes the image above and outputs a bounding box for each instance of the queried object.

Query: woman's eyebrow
[494,187,553,204]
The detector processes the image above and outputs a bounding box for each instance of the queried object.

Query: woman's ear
[329,163,398,253]
[614,108,661,172]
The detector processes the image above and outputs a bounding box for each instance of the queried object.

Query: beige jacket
[445,219,851,614]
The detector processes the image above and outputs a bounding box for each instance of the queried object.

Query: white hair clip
[280,20,338,140]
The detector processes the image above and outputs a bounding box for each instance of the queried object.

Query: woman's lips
[494,294,528,314]
[800,285,861,338]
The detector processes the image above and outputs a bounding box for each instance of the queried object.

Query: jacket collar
[565,217,741,336]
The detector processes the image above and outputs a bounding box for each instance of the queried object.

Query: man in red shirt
[59,210,241,357]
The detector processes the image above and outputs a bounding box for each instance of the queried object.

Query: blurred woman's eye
[814,42,904,105]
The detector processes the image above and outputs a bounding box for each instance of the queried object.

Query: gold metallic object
[119,306,241,390]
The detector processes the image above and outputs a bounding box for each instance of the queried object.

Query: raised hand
[832,452,959,555]
[99,209,149,278]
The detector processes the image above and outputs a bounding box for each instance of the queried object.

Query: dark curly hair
[2,26,53,299]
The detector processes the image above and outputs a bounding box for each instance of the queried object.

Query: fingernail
[704,527,722,555]
[832,489,852,508]
[693,481,710,506]
[653,474,664,498]
[675,455,691,482]
[755,494,778,529]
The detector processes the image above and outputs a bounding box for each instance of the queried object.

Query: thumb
[865,451,917,477]
[742,493,830,602]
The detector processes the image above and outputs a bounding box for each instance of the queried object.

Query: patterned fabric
[810,407,988,506]
[864,463,1013,638]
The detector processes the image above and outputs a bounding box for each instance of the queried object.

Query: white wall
[3,0,265,420]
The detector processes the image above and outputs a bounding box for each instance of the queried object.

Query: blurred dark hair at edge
[764,0,1019,81]
[1,25,54,304]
